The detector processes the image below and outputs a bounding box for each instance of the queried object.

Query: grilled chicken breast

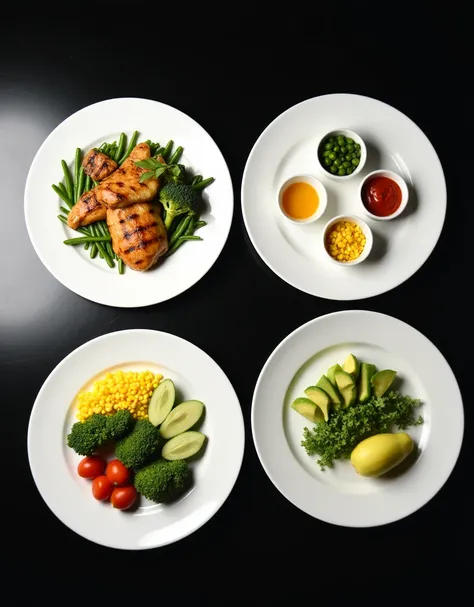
[82,149,118,181]
[107,202,168,271]
[67,188,106,229]
[95,143,159,210]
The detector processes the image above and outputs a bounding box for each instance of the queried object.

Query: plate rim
[251,309,464,527]
[241,92,447,301]
[24,96,234,308]
[27,328,246,550]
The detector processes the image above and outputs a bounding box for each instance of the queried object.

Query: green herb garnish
[301,390,423,470]
[135,157,183,183]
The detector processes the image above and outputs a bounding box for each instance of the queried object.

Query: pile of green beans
[54,131,214,273]
[319,134,362,176]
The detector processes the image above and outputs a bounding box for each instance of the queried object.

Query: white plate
[241,93,446,300]
[252,310,463,527]
[27,329,245,549]
[24,98,233,307]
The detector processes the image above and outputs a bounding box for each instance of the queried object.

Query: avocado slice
[291,397,325,423]
[342,353,360,380]
[316,374,342,409]
[327,363,343,387]
[304,386,331,422]
[358,363,377,403]
[334,370,357,407]
[371,369,397,398]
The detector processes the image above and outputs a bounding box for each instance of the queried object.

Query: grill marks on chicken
[95,143,159,210]
[82,149,118,181]
[67,188,106,229]
[106,202,168,271]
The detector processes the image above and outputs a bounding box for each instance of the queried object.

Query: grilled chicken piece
[67,188,106,230]
[82,149,118,181]
[95,143,159,210]
[107,202,168,271]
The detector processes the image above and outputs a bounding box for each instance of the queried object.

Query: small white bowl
[317,128,367,181]
[322,214,373,267]
[278,174,328,225]
[359,169,409,221]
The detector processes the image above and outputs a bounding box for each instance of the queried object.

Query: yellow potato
[350,432,414,477]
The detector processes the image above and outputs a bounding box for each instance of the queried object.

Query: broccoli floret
[104,409,134,441]
[163,164,186,185]
[115,419,160,468]
[134,459,189,503]
[159,183,200,230]
[67,414,108,456]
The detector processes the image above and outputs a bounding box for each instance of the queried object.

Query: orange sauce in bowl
[282,182,319,220]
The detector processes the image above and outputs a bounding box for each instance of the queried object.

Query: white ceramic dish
[359,169,409,221]
[316,127,367,180]
[27,329,245,550]
[241,93,446,301]
[322,214,373,267]
[278,174,327,224]
[24,97,233,308]
[251,310,464,528]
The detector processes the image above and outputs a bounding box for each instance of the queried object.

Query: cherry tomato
[110,485,137,510]
[106,459,131,486]
[77,455,106,479]
[92,475,113,501]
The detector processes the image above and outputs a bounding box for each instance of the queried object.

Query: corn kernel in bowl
[76,370,163,421]
[325,220,366,263]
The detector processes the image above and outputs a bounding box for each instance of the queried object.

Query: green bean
[63,236,112,245]
[118,130,139,164]
[151,142,161,156]
[58,182,68,196]
[118,258,125,274]
[84,242,90,251]
[88,223,114,267]
[166,234,202,257]
[92,179,99,187]
[61,160,74,201]
[52,183,73,208]
[57,214,89,235]
[115,133,126,162]
[76,167,86,202]
[89,243,98,258]
[184,216,196,236]
[194,220,207,229]
[99,142,108,152]
[60,206,70,215]
[84,175,92,192]
[169,215,191,246]
[73,148,81,202]
[169,146,183,164]
[98,221,114,258]
[180,235,202,241]
[193,177,214,190]
[191,175,202,187]
[155,146,165,157]
[162,139,173,161]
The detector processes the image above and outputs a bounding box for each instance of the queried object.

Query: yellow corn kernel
[75,370,163,421]
[325,220,365,263]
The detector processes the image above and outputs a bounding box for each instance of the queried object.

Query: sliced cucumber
[160,400,204,439]
[148,379,176,427]
[162,431,206,460]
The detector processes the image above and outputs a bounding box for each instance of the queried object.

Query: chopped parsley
[301,390,423,470]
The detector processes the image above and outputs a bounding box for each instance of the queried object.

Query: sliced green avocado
[334,370,357,407]
[342,353,360,380]
[359,363,377,403]
[304,386,331,422]
[371,369,397,398]
[327,363,343,387]
[291,397,325,423]
[316,374,342,409]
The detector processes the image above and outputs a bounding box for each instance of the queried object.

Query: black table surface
[1,21,469,599]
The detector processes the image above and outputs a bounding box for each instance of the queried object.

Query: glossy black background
[1,19,469,600]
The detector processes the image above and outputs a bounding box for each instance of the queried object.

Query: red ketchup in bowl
[361,175,402,217]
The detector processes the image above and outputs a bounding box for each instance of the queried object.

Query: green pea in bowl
[317,128,367,181]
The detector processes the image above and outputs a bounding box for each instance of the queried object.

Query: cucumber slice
[148,379,176,427]
[160,400,204,439]
[162,431,206,460]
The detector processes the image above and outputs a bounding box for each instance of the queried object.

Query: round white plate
[24,98,233,307]
[252,310,463,527]
[27,329,245,550]
[241,93,446,300]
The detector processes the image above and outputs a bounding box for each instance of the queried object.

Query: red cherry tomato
[110,485,137,510]
[106,459,131,486]
[92,475,113,501]
[77,455,106,479]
